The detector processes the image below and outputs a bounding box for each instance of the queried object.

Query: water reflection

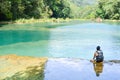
[93,62,103,77]
[45,58,120,80]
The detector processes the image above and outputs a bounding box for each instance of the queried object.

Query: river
[0,20,120,80]
[0,21,120,60]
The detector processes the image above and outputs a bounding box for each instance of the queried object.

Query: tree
[44,0,71,18]
[95,0,120,20]
[0,0,72,21]
[0,0,12,21]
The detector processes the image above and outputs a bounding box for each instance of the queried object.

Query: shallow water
[0,21,120,80]
[44,58,120,80]
[0,21,120,60]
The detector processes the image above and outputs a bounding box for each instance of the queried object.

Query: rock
[109,60,120,63]
[0,54,47,80]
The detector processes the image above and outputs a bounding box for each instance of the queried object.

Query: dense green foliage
[0,0,71,21]
[70,0,120,20]
[96,0,120,20]
[68,0,96,19]
[0,0,120,21]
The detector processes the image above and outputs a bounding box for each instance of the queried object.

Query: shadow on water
[0,23,8,27]
[0,30,50,46]
[3,65,44,80]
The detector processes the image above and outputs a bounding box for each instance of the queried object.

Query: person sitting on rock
[91,46,104,63]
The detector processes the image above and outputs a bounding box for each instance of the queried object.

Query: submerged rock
[109,60,120,63]
[0,54,47,80]
[104,60,120,64]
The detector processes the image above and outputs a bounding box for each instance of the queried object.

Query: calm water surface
[44,58,120,80]
[0,21,120,80]
[0,21,120,60]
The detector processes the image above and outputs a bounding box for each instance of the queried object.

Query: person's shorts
[96,60,103,62]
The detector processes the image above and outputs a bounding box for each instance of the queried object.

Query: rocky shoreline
[0,54,47,80]
[0,55,120,80]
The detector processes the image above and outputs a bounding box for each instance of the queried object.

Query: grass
[14,18,73,24]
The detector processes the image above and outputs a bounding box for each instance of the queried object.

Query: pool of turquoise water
[0,21,120,60]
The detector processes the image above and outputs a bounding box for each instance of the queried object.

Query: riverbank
[0,18,73,25]
[0,54,47,80]
[0,18,120,25]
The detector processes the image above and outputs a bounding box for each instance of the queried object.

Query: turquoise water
[0,21,120,60]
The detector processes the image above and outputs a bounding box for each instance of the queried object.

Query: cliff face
[0,54,47,80]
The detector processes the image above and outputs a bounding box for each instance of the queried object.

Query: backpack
[96,50,104,62]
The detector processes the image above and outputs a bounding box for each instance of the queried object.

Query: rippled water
[0,21,120,60]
